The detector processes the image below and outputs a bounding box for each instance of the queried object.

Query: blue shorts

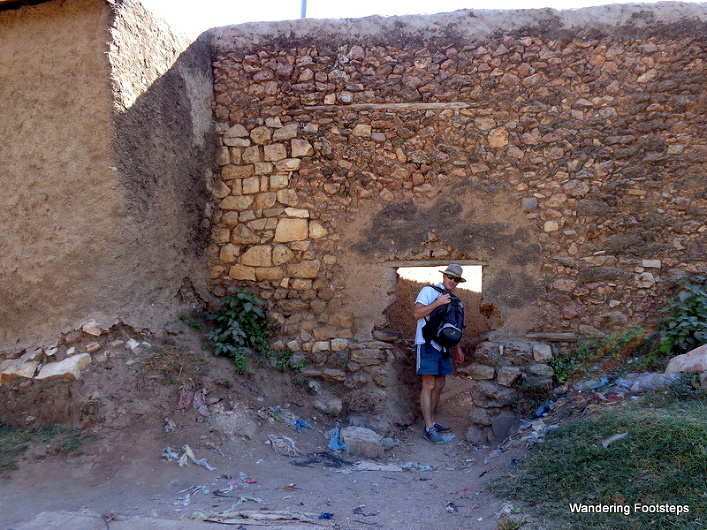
[416,343,452,376]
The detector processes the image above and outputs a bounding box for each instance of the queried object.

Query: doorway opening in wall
[384,262,489,349]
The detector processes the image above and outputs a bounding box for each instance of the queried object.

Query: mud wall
[0,0,214,353]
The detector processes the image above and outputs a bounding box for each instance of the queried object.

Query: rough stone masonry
[206,3,707,441]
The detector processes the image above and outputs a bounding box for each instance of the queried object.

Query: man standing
[413,264,466,443]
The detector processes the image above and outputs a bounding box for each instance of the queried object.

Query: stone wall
[0,0,214,353]
[207,4,707,431]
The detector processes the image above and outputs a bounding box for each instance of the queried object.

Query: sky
[139,0,704,38]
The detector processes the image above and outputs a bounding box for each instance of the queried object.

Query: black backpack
[422,285,465,348]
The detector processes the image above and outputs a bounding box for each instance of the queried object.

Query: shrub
[659,275,707,354]
[206,289,303,374]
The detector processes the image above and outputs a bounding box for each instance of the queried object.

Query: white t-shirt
[414,284,445,347]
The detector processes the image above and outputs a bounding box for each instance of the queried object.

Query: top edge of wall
[208,2,707,52]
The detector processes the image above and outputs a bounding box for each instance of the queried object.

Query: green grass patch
[0,424,97,471]
[493,382,707,529]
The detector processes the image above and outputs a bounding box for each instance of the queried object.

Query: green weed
[206,289,304,375]
[0,424,96,471]
[493,383,707,529]
[659,275,707,355]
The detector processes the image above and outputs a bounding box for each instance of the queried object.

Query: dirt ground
[0,326,527,530]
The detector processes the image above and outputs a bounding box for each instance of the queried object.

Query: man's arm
[413,292,451,320]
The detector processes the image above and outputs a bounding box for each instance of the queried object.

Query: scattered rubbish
[602,431,629,448]
[176,484,210,507]
[268,434,301,456]
[282,483,299,491]
[325,428,349,452]
[295,419,313,432]
[446,501,459,513]
[163,417,176,433]
[290,451,353,468]
[176,382,219,417]
[510,459,524,467]
[318,512,335,520]
[270,406,301,429]
[401,462,434,472]
[214,446,226,457]
[177,382,195,411]
[162,446,179,461]
[353,504,380,516]
[163,444,217,471]
[353,461,403,472]
[614,372,681,394]
[440,433,456,443]
[192,388,212,417]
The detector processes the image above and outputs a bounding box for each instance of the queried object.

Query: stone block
[490,410,519,443]
[309,221,328,239]
[471,380,519,408]
[250,125,272,144]
[331,338,349,351]
[222,164,254,180]
[224,124,248,138]
[241,245,272,267]
[341,426,382,458]
[291,138,314,157]
[228,265,256,281]
[270,174,289,190]
[321,368,346,382]
[275,158,301,172]
[255,267,284,281]
[0,360,39,384]
[275,218,308,242]
[264,143,287,161]
[220,196,254,211]
[473,342,502,367]
[497,366,521,387]
[527,363,554,378]
[465,424,491,446]
[469,406,492,426]
[533,343,553,362]
[350,349,384,366]
[272,123,299,141]
[313,398,340,417]
[287,259,321,279]
[465,363,495,380]
[35,353,92,381]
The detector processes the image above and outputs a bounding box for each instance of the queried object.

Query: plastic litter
[325,427,349,452]
[353,461,403,472]
[162,446,179,461]
[318,512,335,520]
[401,461,434,472]
[177,382,195,411]
[164,417,176,432]
[270,406,300,428]
[170,444,217,471]
[268,434,301,456]
[295,419,312,432]
[176,485,210,507]
[353,504,380,517]
[602,431,629,448]
[614,372,681,394]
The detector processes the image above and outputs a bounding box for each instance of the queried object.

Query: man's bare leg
[420,374,438,430]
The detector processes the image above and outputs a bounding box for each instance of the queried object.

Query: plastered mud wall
[0,0,214,353]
